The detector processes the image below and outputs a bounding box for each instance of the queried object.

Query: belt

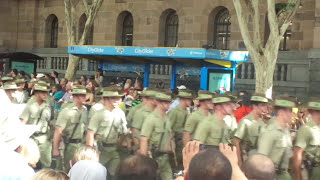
[33,132,47,137]
[69,139,82,144]
[102,142,115,147]
[153,151,171,158]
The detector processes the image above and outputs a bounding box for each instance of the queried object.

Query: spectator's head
[51,71,58,78]
[69,160,107,180]
[65,82,72,92]
[80,75,87,85]
[242,154,275,180]
[32,169,68,180]
[10,69,18,77]
[96,68,103,76]
[73,80,81,86]
[188,148,232,180]
[60,78,68,88]
[116,155,158,180]
[71,145,99,167]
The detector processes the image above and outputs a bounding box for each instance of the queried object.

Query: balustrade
[237,63,288,81]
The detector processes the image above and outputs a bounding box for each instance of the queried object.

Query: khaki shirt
[184,108,208,136]
[131,105,152,130]
[194,114,234,146]
[20,101,51,133]
[14,90,29,104]
[168,105,188,134]
[295,117,320,162]
[257,119,292,169]
[88,107,128,144]
[140,110,172,151]
[234,112,267,153]
[56,102,87,140]
[126,103,144,127]
[88,102,104,121]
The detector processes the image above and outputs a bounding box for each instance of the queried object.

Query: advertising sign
[11,61,34,75]
[208,72,231,93]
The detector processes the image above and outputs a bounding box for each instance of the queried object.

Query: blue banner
[103,63,145,74]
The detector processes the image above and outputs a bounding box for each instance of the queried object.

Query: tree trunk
[253,54,277,98]
[65,54,80,80]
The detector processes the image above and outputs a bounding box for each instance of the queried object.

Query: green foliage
[275,3,297,13]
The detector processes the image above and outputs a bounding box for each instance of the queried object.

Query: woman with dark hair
[95,69,103,85]
[80,75,87,86]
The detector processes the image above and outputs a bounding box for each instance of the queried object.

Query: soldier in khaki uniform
[86,87,128,180]
[53,85,87,172]
[20,83,52,168]
[233,93,269,166]
[126,90,149,126]
[194,94,237,146]
[3,81,19,103]
[0,75,14,87]
[14,77,29,104]
[257,97,297,180]
[168,89,193,171]
[131,88,157,152]
[140,90,174,180]
[183,90,213,146]
[294,99,320,180]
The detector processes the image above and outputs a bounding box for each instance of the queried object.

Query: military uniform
[194,94,236,146]
[234,94,270,156]
[126,102,144,127]
[55,86,87,172]
[295,100,320,180]
[3,82,19,103]
[14,77,29,104]
[168,89,193,171]
[19,83,52,167]
[184,91,212,139]
[258,97,297,180]
[87,88,128,179]
[140,91,174,180]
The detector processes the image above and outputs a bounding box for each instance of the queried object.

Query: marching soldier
[183,90,213,146]
[257,96,297,180]
[3,81,18,103]
[194,94,237,146]
[53,85,88,172]
[131,88,157,152]
[14,76,29,104]
[126,89,149,127]
[294,99,320,180]
[233,93,269,166]
[20,83,52,168]
[168,89,193,171]
[86,86,128,180]
[140,90,174,180]
[0,75,14,87]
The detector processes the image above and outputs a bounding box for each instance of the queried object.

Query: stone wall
[0,0,317,51]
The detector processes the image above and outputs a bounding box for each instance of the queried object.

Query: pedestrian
[86,86,128,180]
[183,90,213,146]
[139,90,174,180]
[257,96,298,180]
[233,93,269,166]
[14,77,29,104]
[20,82,52,168]
[53,85,88,172]
[51,71,59,85]
[95,68,103,85]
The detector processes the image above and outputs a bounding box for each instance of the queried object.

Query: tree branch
[232,0,259,59]
[79,0,104,45]
[82,0,90,16]
[278,0,301,36]
[267,0,279,37]
[252,0,263,53]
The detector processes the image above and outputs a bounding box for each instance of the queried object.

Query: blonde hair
[32,169,68,180]
[71,145,99,166]
[22,139,40,168]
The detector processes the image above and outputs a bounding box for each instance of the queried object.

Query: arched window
[280,23,292,51]
[45,14,59,48]
[164,11,179,47]
[79,14,94,45]
[122,13,133,46]
[214,8,231,50]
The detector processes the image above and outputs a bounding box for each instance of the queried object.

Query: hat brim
[154,97,172,101]
[102,95,124,98]
[177,95,193,99]
[34,89,50,92]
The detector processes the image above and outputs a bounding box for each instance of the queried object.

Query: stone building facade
[1,0,320,98]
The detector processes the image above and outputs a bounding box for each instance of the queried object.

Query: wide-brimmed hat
[36,73,45,78]
[305,99,320,111]
[139,88,157,98]
[1,75,13,82]
[15,77,27,84]
[3,82,18,90]
[212,94,233,104]
[196,90,212,101]
[71,85,87,95]
[274,96,298,108]
[224,92,240,103]
[154,90,173,101]
[102,86,124,97]
[177,89,193,99]
[250,93,269,103]
[34,83,50,92]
